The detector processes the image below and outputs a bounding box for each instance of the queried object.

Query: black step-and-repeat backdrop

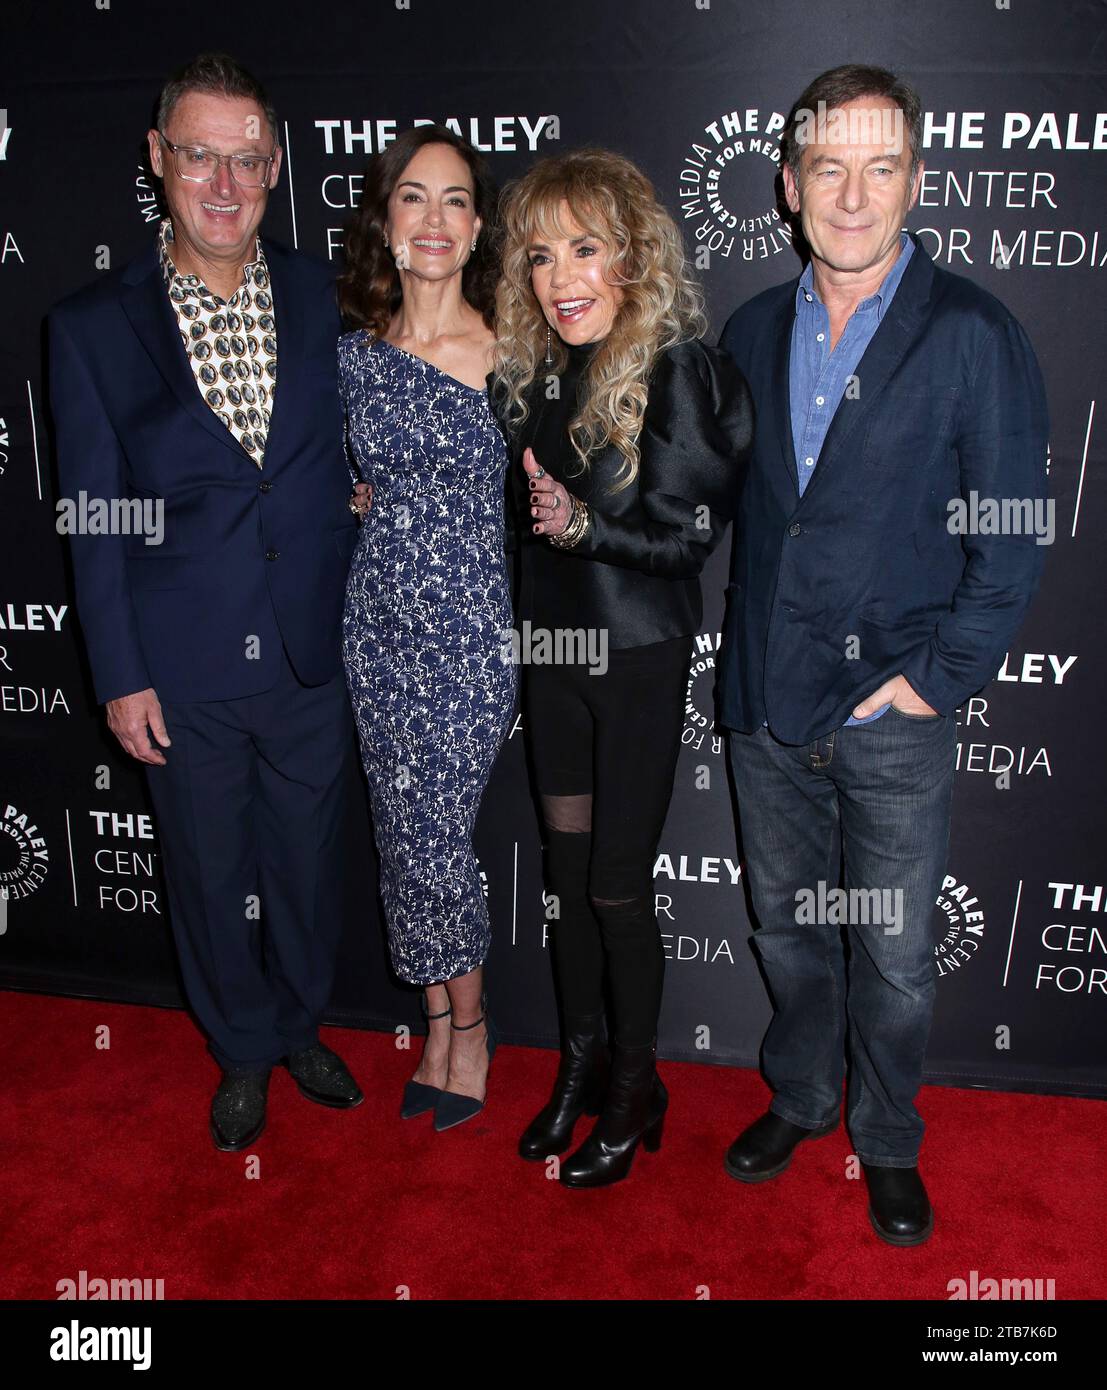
[2,1,1104,1098]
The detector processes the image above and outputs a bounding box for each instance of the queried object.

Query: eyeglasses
[157,132,276,188]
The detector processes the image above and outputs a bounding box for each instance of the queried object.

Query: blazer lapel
[260,238,302,471]
[120,246,252,461]
[797,236,935,504]
[771,292,801,502]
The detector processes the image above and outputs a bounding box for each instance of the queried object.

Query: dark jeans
[727,709,957,1165]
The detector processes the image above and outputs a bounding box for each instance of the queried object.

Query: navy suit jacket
[48,236,358,704]
[717,233,1049,745]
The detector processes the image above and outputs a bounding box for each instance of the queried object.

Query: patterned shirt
[157,216,277,467]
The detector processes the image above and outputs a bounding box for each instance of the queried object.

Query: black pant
[524,634,693,1048]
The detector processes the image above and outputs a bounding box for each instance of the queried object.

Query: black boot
[559,1038,666,1188]
[518,1012,609,1160]
[863,1163,934,1246]
[724,1110,839,1183]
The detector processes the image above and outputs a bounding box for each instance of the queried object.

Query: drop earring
[382,231,390,250]
[544,323,554,366]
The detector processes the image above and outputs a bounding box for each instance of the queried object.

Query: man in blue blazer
[49,54,363,1150]
[718,66,1048,1244]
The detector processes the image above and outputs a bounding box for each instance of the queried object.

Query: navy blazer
[717,232,1049,745]
[48,237,358,705]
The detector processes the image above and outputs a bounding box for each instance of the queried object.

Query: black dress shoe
[519,1012,609,1160]
[724,1109,838,1183]
[210,1067,270,1151]
[863,1163,934,1245]
[284,1042,364,1108]
[559,1039,666,1188]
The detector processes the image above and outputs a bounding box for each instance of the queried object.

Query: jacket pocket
[862,387,959,471]
[334,524,359,561]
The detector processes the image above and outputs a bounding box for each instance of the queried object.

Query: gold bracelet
[548,496,591,550]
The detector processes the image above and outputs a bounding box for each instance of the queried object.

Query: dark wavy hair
[337,125,501,335]
[780,64,923,179]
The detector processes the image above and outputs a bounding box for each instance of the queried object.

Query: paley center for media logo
[0,802,50,934]
[683,631,725,759]
[676,107,792,263]
[935,873,985,980]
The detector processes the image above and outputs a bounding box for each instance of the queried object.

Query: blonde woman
[491,149,754,1186]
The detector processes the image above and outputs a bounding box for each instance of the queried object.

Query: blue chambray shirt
[789,230,914,727]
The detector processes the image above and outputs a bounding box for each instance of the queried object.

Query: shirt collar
[795,230,913,321]
[157,216,265,301]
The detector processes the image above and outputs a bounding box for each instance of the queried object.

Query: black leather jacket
[494,337,754,648]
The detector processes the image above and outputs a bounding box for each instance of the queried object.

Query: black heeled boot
[518,1012,609,1160]
[559,1038,666,1188]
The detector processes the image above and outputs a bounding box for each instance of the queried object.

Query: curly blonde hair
[491,148,707,490]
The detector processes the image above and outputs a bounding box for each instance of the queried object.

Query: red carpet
[1,990,1102,1301]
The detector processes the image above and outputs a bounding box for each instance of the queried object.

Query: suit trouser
[145,645,356,1071]
[727,710,957,1166]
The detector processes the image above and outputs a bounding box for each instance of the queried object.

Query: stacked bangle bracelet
[548,495,591,550]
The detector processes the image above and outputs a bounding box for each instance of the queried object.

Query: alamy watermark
[56,492,164,546]
[947,1269,1056,1301]
[795,880,904,935]
[56,1269,164,1300]
[793,101,905,155]
[501,621,608,674]
[947,491,1054,546]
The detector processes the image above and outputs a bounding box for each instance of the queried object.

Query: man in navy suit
[717,66,1048,1243]
[49,53,363,1150]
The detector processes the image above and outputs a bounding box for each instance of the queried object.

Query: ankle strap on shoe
[449,990,488,1030]
[420,992,452,1022]
[451,1011,486,1031]
[450,1011,489,1034]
